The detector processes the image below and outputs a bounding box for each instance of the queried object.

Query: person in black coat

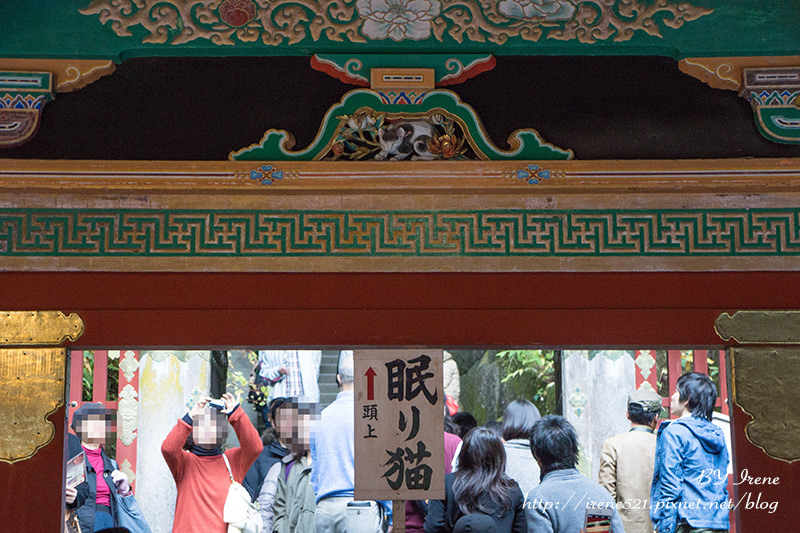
[66,432,90,525]
[71,403,132,533]
[242,398,291,501]
[424,427,527,533]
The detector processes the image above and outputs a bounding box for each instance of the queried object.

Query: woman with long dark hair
[424,427,527,533]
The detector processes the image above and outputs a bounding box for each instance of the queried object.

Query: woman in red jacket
[161,392,263,533]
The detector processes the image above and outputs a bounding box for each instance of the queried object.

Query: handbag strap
[221,453,235,483]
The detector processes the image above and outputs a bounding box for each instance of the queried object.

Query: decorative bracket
[679,57,800,145]
[742,67,800,144]
[0,72,53,148]
[0,59,116,148]
[311,54,496,87]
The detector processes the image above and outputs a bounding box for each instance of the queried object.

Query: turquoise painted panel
[0,2,798,60]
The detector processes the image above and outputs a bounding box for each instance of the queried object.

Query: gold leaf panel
[0,349,66,463]
[716,310,800,345]
[731,347,800,463]
[0,311,85,346]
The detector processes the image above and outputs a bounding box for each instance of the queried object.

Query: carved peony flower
[427,134,465,159]
[219,0,257,27]
[346,112,377,130]
[356,0,441,41]
[498,0,575,21]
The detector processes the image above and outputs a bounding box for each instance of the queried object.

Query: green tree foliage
[494,350,558,416]
[81,351,120,402]
[456,349,558,424]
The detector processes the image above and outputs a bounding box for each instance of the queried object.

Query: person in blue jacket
[650,372,730,533]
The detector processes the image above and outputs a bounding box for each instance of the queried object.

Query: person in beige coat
[598,389,663,533]
[442,350,461,405]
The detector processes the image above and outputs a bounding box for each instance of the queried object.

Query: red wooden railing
[68,350,140,492]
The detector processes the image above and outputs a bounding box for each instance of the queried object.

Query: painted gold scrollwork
[0,60,115,94]
[679,58,740,91]
[58,61,117,93]
[80,0,713,46]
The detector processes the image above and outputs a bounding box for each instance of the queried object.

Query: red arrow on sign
[365,367,377,401]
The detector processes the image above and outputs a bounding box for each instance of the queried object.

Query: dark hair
[529,415,579,472]
[502,399,541,441]
[452,427,517,516]
[452,411,478,440]
[484,420,503,438]
[273,397,320,451]
[628,403,658,426]
[261,427,280,446]
[277,397,321,417]
[676,372,717,420]
[268,397,288,425]
[70,402,114,433]
[444,412,460,435]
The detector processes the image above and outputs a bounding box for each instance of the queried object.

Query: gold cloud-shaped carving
[0,348,66,463]
[732,346,800,463]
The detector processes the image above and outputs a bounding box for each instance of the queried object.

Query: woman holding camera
[161,392,263,533]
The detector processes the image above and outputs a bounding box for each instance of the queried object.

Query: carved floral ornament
[80,0,712,46]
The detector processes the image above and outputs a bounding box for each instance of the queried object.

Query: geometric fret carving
[1,208,800,258]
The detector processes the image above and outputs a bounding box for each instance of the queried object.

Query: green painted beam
[0,2,798,61]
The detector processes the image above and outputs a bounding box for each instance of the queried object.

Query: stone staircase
[318,349,342,408]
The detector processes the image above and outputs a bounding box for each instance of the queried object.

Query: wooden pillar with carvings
[0,311,84,533]
[715,311,800,532]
